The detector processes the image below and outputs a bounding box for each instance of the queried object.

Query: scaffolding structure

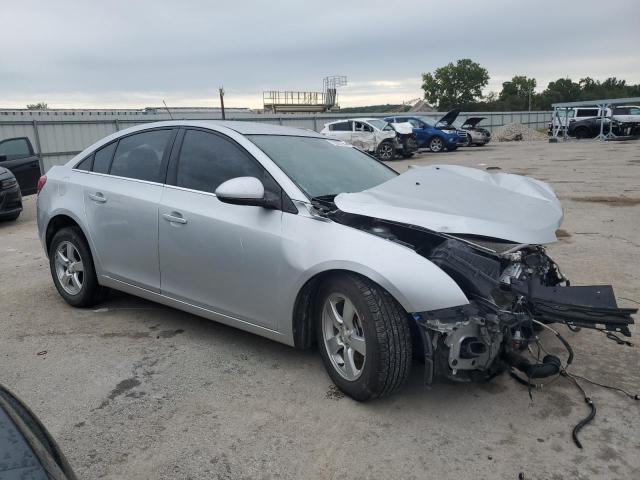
[550,96,640,141]
[263,76,347,113]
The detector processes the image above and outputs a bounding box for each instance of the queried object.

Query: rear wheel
[376,141,396,161]
[316,273,412,401]
[428,136,444,152]
[49,227,107,307]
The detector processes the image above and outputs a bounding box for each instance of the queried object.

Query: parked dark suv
[0,166,22,221]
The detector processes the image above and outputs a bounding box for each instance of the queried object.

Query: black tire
[376,141,396,161]
[464,135,473,147]
[428,136,445,153]
[0,212,20,222]
[402,152,414,159]
[574,127,591,139]
[49,227,107,307]
[316,273,412,401]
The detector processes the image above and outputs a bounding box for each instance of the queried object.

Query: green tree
[421,59,489,110]
[26,102,48,110]
[499,76,537,110]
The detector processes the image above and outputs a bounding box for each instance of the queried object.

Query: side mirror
[215,176,279,209]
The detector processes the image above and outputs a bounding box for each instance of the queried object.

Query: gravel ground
[1,139,639,479]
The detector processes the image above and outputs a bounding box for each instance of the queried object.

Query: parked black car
[567,117,625,139]
[0,383,77,479]
[0,166,22,221]
[0,136,42,196]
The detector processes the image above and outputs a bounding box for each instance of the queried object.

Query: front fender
[282,214,469,315]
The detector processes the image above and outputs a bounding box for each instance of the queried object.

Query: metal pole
[219,86,226,120]
[32,120,45,173]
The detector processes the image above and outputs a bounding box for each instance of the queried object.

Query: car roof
[325,118,386,124]
[114,120,324,138]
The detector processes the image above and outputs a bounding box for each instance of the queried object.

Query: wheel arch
[44,213,95,262]
[290,257,468,349]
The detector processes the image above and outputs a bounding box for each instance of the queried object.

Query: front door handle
[162,212,187,224]
[88,192,107,203]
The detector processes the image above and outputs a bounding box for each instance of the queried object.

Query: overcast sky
[2,0,639,109]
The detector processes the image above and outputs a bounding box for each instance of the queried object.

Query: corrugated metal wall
[0,110,552,171]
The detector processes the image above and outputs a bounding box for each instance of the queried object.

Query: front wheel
[428,136,444,152]
[376,141,396,161]
[316,273,412,401]
[49,227,107,307]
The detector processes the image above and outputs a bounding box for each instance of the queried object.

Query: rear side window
[110,130,172,182]
[329,122,351,132]
[176,130,272,194]
[576,109,599,117]
[75,155,93,171]
[93,142,117,174]
[0,137,32,159]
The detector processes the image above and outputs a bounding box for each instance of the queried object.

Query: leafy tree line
[422,59,640,112]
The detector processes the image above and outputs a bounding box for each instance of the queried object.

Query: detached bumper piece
[511,281,636,337]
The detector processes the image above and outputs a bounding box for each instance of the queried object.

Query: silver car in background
[37,121,634,401]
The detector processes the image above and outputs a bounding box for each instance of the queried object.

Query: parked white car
[320,118,416,161]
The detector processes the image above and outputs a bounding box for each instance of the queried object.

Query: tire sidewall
[315,275,384,401]
[49,227,100,307]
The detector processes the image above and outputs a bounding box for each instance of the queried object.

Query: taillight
[36,175,47,195]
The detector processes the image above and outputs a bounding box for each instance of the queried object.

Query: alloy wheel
[378,143,394,160]
[322,293,366,381]
[430,137,443,152]
[54,241,84,295]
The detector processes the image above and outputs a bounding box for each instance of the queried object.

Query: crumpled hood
[334,165,564,244]
[390,122,414,135]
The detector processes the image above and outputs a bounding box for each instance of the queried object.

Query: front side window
[110,129,173,182]
[354,122,372,132]
[0,137,32,159]
[248,135,396,199]
[366,119,392,131]
[176,130,275,194]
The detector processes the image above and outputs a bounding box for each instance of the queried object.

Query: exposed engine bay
[327,210,636,386]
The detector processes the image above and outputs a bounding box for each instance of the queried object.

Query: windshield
[247,135,397,199]
[366,119,393,131]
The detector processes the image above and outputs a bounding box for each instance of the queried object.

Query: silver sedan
[37,121,635,400]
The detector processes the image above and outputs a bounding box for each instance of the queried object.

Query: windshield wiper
[310,194,338,212]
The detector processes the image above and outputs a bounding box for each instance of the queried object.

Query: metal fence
[0,110,552,171]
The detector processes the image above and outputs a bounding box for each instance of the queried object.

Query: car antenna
[162,100,174,120]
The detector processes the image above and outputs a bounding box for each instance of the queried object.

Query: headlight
[1,178,17,189]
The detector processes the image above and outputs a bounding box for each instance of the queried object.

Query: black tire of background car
[428,136,444,153]
[464,135,473,147]
[574,127,591,140]
[376,141,396,161]
[0,212,20,222]
[315,273,412,401]
[402,152,414,159]
[49,227,108,307]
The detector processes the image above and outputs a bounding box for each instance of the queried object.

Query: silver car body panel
[36,121,474,347]
[335,165,563,244]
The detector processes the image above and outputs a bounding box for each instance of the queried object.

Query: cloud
[1,0,638,108]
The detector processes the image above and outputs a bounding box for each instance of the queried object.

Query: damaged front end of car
[329,211,636,385]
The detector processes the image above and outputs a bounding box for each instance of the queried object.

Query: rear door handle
[162,212,187,224]
[88,192,107,203]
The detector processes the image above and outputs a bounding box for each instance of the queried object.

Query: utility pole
[219,86,226,120]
